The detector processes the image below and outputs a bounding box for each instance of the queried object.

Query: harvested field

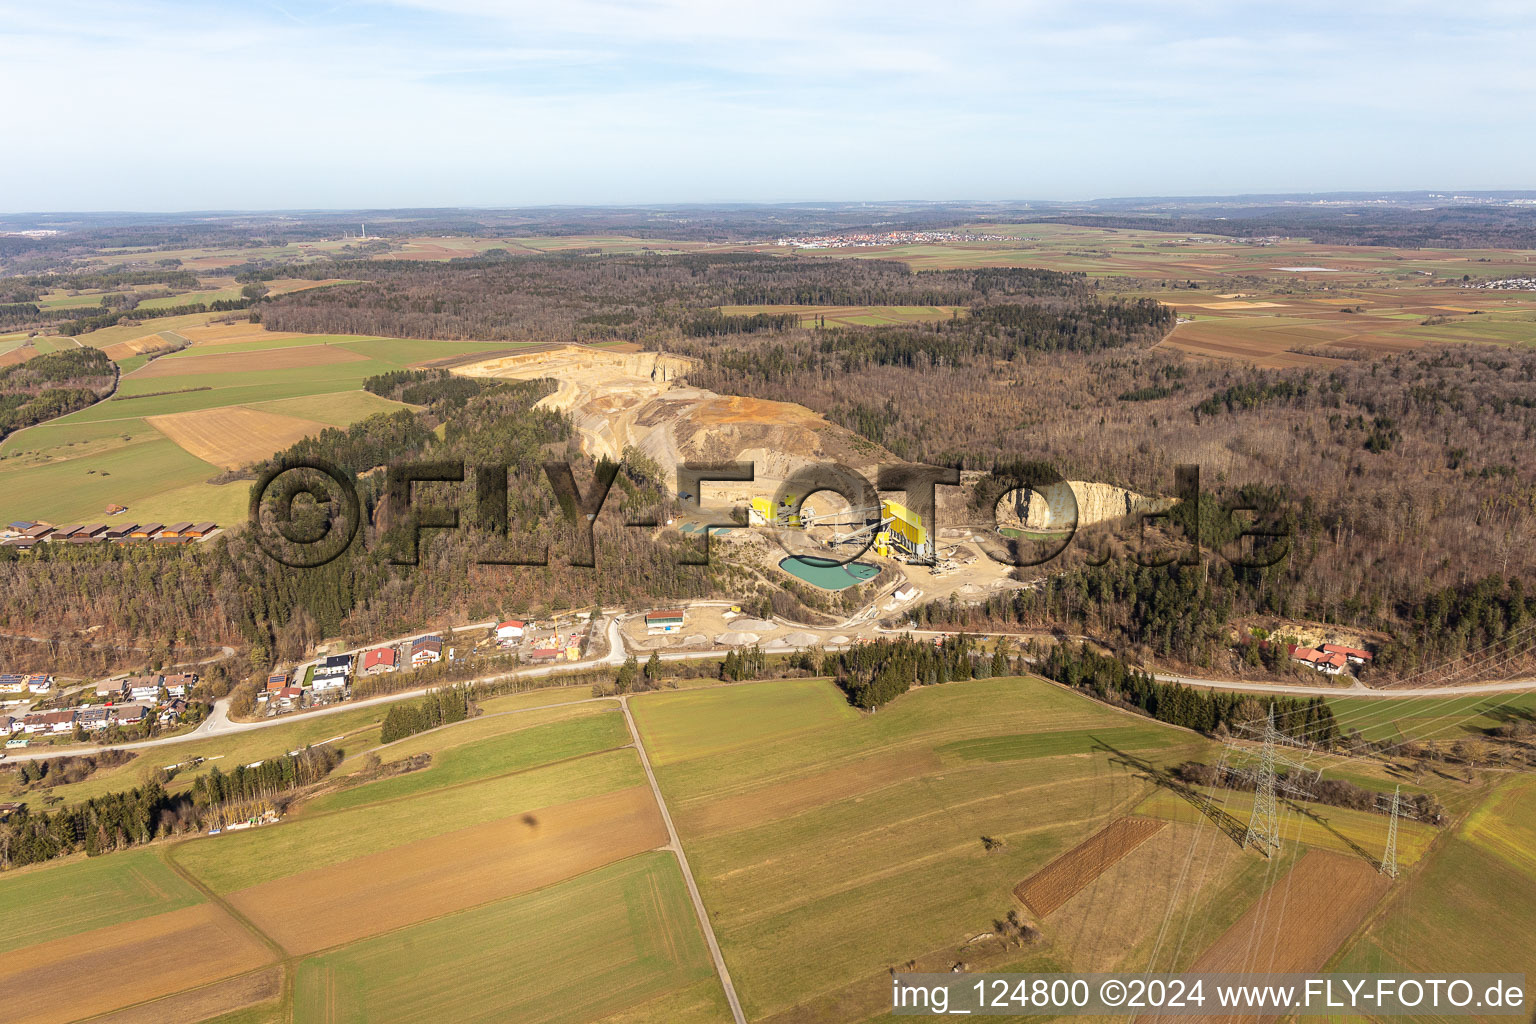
[101,330,179,360]
[127,343,369,379]
[1014,817,1168,915]
[1184,849,1387,975]
[88,967,283,1024]
[176,322,310,346]
[0,346,39,367]
[0,903,274,1024]
[147,406,332,469]
[229,784,667,954]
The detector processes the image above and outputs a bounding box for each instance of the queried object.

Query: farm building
[1290,645,1347,675]
[105,522,138,541]
[1322,643,1373,665]
[184,522,218,539]
[104,504,128,516]
[129,523,163,539]
[22,524,54,540]
[160,522,195,538]
[409,636,443,666]
[362,647,399,674]
[527,647,560,661]
[495,620,525,642]
[645,610,686,635]
[1,537,40,550]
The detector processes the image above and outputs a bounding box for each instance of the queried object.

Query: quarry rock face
[1021,480,1171,530]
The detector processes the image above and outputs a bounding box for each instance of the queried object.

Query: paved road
[11,613,1536,764]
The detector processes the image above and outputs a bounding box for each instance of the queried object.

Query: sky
[2,0,1535,211]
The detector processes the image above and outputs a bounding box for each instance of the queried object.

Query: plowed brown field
[228,785,667,954]
[1015,817,1168,916]
[0,903,274,1024]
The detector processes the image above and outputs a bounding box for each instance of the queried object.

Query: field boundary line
[622,694,748,1024]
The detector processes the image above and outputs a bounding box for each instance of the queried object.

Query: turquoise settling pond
[778,556,880,591]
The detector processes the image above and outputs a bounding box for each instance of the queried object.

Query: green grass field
[0,332,459,522]
[174,745,643,895]
[0,849,203,953]
[292,852,725,1024]
[630,676,1207,1019]
[1334,775,1536,992]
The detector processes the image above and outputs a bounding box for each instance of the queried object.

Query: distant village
[772,230,1015,249]
[1467,276,1536,291]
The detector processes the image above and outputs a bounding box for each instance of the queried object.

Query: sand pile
[715,631,760,646]
[733,618,778,632]
[780,630,821,647]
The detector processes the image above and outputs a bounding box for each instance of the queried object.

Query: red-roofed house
[362,647,399,675]
[1322,643,1373,665]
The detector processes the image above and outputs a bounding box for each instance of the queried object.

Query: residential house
[275,686,304,708]
[0,715,18,733]
[361,647,398,675]
[160,699,188,723]
[75,706,110,732]
[126,675,164,701]
[22,710,76,734]
[162,673,197,697]
[1322,643,1373,666]
[266,671,291,691]
[0,676,29,695]
[26,674,53,694]
[645,610,686,635]
[312,655,352,691]
[111,704,151,727]
[96,679,127,700]
[409,636,443,666]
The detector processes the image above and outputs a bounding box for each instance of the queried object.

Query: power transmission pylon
[1241,708,1313,857]
[1380,784,1401,879]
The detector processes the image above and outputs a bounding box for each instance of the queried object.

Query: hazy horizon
[3,0,1534,210]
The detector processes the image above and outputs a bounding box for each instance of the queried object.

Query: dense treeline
[379,686,473,742]
[255,254,1094,342]
[1035,642,1340,742]
[57,297,251,335]
[0,346,115,440]
[362,368,495,409]
[821,634,1010,709]
[0,745,340,868]
[0,373,723,675]
[683,310,798,337]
